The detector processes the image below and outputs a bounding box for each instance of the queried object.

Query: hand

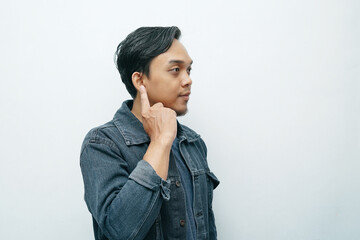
[140,85,177,146]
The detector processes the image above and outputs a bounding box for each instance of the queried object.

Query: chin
[175,108,188,117]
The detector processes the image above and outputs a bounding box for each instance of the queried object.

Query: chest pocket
[179,139,208,172]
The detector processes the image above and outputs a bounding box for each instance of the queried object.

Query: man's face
[142,39,193,116]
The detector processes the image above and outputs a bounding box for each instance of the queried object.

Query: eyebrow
[168,59,193,66]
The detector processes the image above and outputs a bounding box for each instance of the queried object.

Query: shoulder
[80,120,120,155]
[178,122,208,153]
[179,122,204,141]
[178,123,200,140]
[179,123,198,135]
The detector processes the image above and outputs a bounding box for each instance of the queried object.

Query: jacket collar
[113,100,200,146]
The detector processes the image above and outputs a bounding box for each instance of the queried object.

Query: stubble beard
[175,105,188,117]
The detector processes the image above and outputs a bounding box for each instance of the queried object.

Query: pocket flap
[206,171,220,189]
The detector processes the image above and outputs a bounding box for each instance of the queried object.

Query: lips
[179,92,190,96]
[179,92,191,100]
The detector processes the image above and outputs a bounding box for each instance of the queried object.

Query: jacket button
[180,219,185,227]
[175,180,181,187]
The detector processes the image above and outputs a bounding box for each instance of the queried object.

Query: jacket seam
[81,128,121,156]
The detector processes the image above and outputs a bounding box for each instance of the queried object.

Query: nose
[181,73,192,87]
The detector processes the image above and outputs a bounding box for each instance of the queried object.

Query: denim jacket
[80,100,220,240]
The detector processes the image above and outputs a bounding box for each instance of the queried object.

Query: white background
[1,0,359,239]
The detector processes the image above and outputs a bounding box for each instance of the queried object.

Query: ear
[131,72,147,92]
[131,72,142,91]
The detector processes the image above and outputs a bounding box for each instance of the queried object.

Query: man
[80,26,219,240]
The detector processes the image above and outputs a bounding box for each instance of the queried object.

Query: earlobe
[131,72,144,91]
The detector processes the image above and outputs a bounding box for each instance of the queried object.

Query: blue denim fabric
[80,100,220,240]
[172,137,196,240]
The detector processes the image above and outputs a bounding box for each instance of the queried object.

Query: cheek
[155,79,178,94]
[162,87,179,103]
[148,82,178,104]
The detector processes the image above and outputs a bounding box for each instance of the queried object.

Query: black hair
[114,26,182,98]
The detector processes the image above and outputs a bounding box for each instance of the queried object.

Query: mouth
[179,92,191,101]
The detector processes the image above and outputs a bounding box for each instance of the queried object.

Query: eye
[187,67,192,75]
[170,67,180,72]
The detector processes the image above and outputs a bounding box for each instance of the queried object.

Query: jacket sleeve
[80,133,170,240]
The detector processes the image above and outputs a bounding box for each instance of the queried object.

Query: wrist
[150,137,174,149]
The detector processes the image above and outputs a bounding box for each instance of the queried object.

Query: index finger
[139,85,150,113]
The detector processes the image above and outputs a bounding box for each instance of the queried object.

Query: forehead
[152,39,192,66]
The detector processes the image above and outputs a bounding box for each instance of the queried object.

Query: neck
[131,96,143,123]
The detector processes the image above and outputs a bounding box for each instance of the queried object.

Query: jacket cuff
[129,160,171,200]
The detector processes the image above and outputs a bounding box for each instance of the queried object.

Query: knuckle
[153,103,164,109]
[141,112,148,118]
[169,109,176,117]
